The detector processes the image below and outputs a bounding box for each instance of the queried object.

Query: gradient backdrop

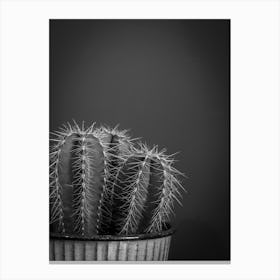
[50,19,230,260]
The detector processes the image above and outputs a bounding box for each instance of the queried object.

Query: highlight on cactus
[49,121,185,261]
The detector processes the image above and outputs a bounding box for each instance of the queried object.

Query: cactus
[111,144,184,234]
[50,122,184,238]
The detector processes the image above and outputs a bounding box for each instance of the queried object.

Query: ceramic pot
[50,226,174,261]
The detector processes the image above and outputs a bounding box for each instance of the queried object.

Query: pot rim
[50,224,175,241]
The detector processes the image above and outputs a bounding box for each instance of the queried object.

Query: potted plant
[49,122,184,261]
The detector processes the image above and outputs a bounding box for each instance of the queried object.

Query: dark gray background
[50,19,230,260]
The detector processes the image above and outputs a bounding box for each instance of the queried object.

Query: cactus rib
[118,154,150,234]
[146,154,184,233]
[49,130,74,233]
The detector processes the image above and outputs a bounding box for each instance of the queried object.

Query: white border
[0,0,279,279]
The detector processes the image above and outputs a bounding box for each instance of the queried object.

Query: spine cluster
[49,122,184,237]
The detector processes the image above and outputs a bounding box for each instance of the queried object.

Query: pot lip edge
[50,224,175,241]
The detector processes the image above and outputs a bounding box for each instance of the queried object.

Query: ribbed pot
[50,227,174,261]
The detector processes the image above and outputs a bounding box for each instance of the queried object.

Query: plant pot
[49,226,174,261]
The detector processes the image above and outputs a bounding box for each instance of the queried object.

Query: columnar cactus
[49,122,184,238]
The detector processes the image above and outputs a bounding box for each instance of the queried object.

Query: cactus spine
[50,122,184,238]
